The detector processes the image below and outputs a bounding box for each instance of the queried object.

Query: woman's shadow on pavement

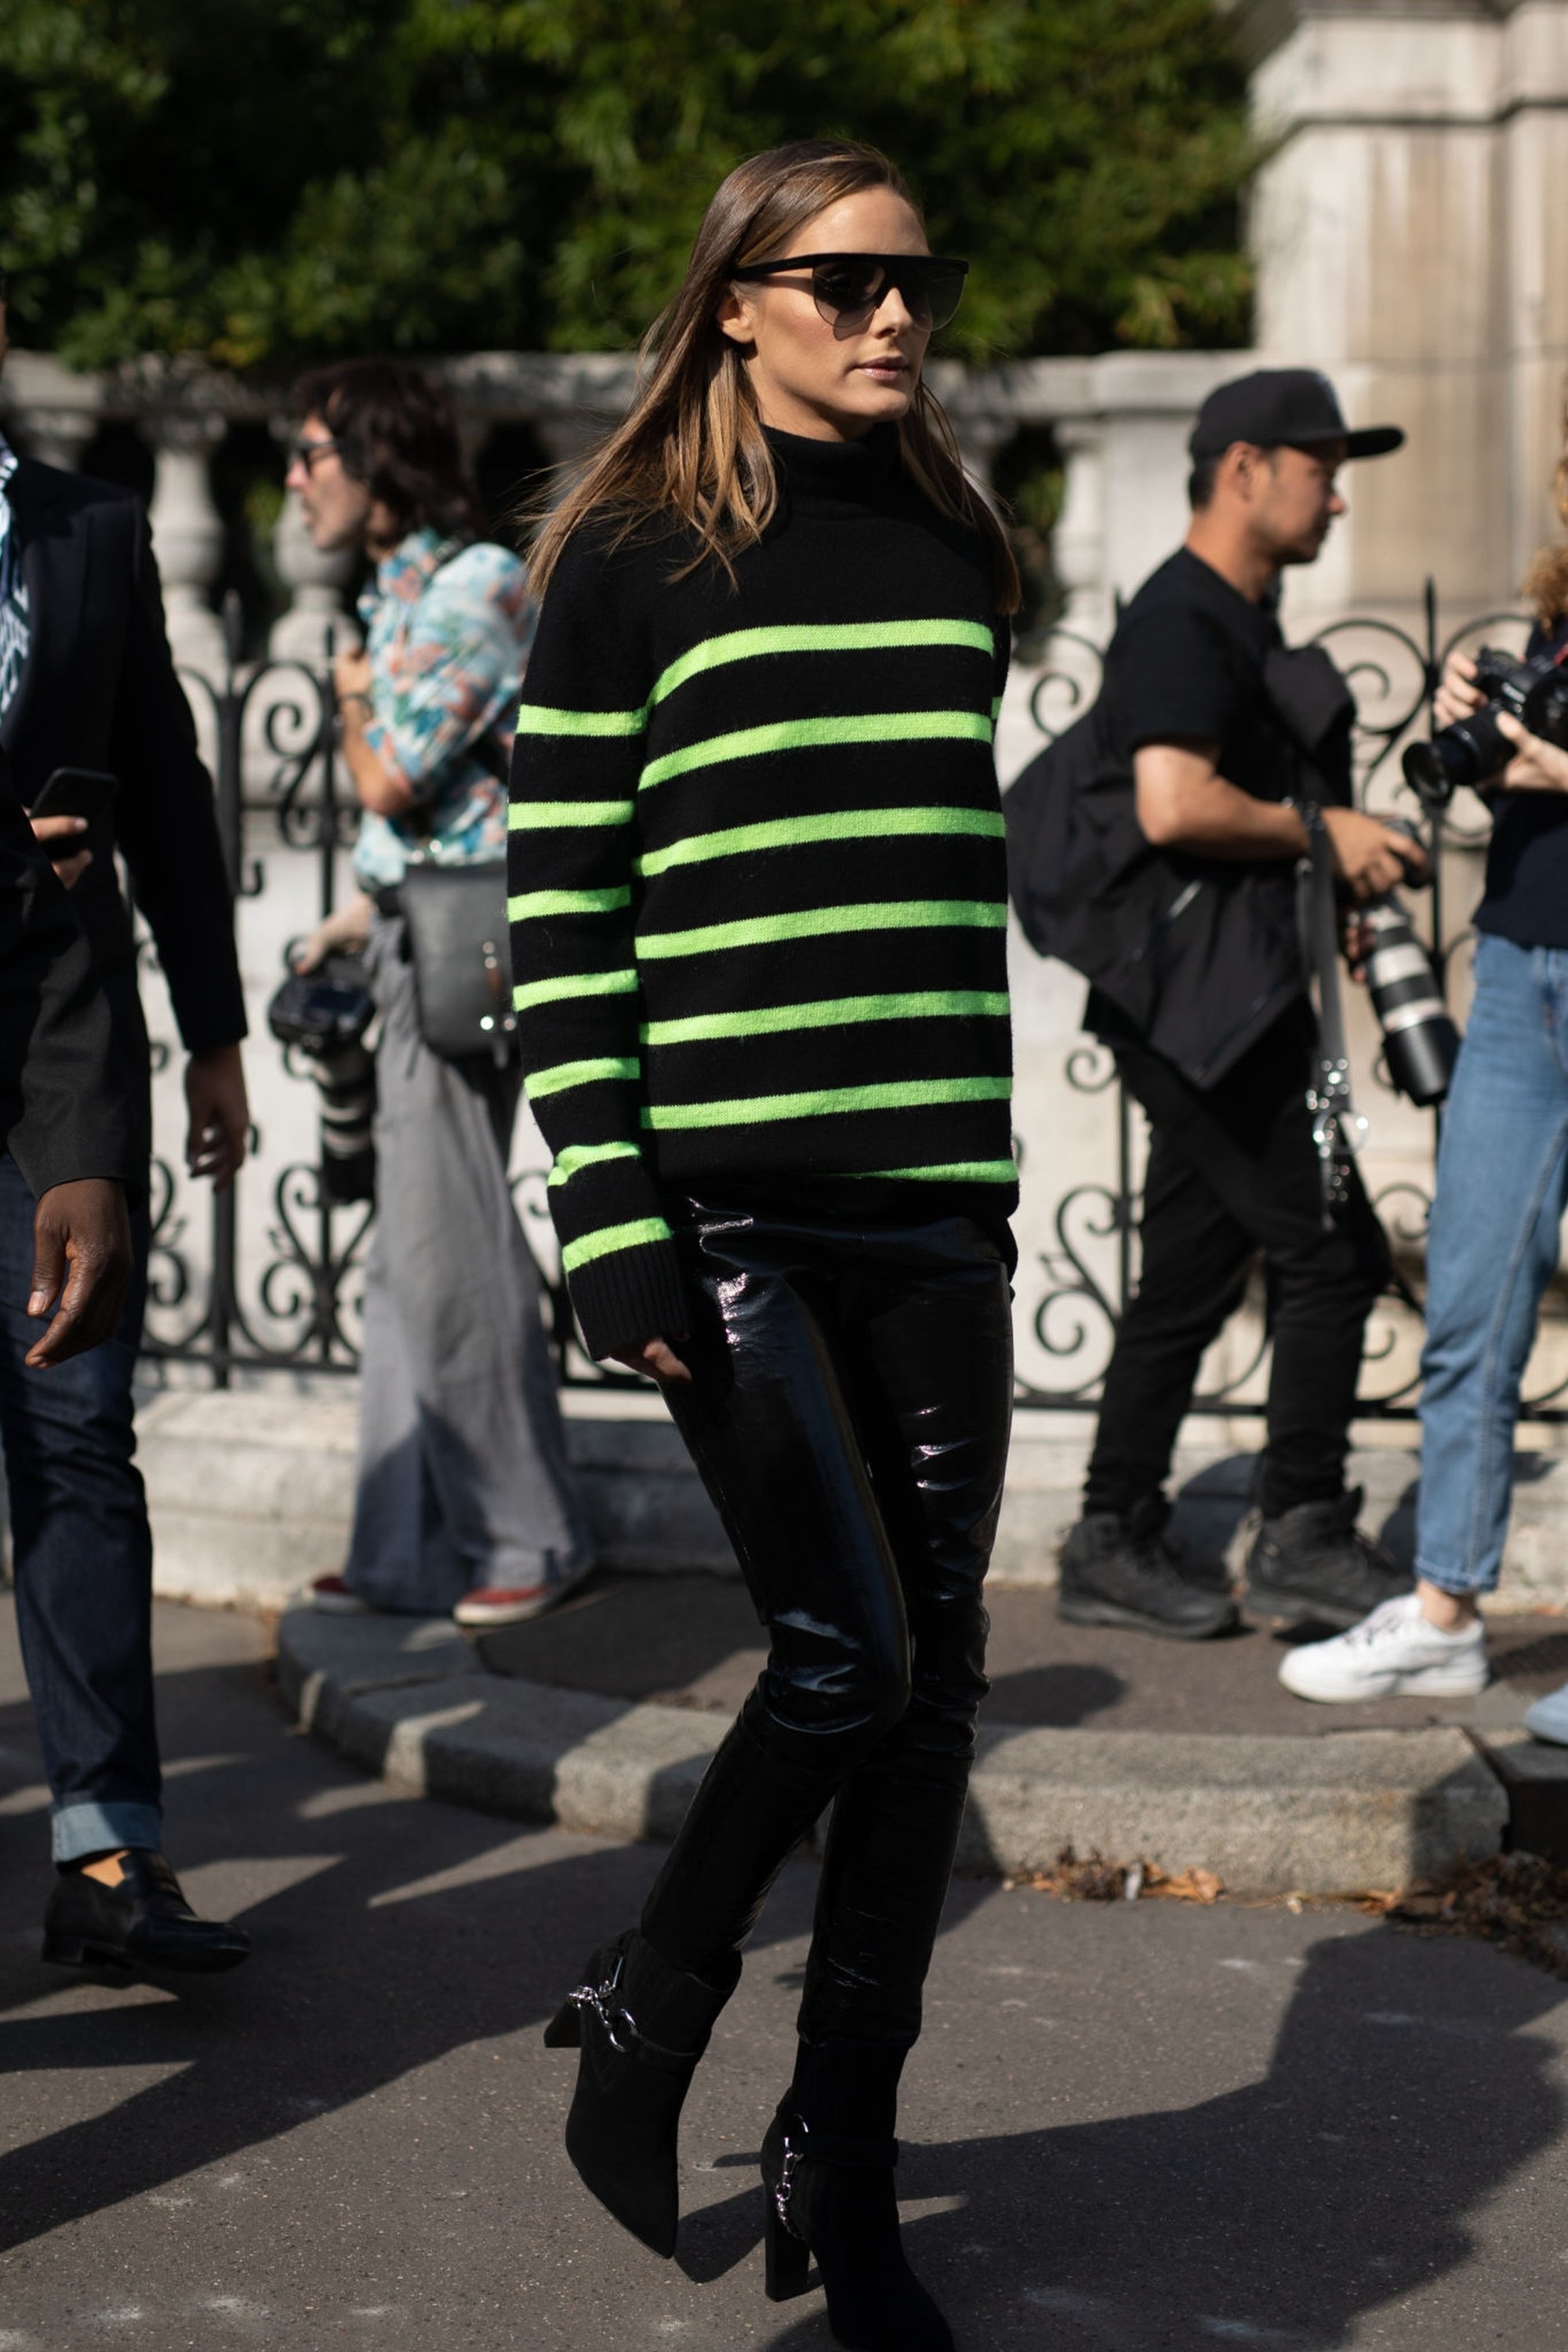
[685,1913,1566,2350]
[2,1631,1563,2350]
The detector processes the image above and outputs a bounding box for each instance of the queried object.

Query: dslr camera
[1403,644,1568,805]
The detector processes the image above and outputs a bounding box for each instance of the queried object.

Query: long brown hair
[525,139,1020,614]
[1523,376,1568,625]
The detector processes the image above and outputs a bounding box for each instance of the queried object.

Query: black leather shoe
[1245,1487,1412,1628]
[42,1851,251,1974]
[1058,1499,1237,1639]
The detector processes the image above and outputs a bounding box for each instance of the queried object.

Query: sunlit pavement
[2,1596,1565,2351]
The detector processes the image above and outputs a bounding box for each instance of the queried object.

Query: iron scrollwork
[144,579,1567,1418]
[1009,577,1568,1422]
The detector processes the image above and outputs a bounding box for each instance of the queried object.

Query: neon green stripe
[990,695,1003,722]
[508,887,630,920]
[513,967,638,1011]
[549,1141,643,1188]
[857,1160,1018,1182]
[524,1056,640,1101]
[636,805,1003,878]
[516,705,646,738]
[562,1218,672,1273]
[640,711,993,791]
[637,901,1005,960]
[510,800,634,829]
[641,990,1010,1046]
[643,1077,1011,1131]
[650,620,995,707]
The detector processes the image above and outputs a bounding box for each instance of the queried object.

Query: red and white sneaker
[453,1566,590,1629]
[307,1574,371,1616]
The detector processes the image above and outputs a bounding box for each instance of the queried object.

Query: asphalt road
[2,1595,1567,2352]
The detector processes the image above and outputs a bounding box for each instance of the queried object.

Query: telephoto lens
[1361,899,1458,1105]
[310,1040,376,1205]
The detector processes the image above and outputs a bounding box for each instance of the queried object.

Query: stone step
[275,1606,1509,1897]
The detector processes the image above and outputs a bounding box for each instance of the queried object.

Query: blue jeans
[1417,932,1568,1595]
[0,1153,161,1861]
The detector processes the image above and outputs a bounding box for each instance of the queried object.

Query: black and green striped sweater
[507,423,1015,1360]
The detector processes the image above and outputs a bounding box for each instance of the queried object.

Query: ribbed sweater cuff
[568,1236,692,1363]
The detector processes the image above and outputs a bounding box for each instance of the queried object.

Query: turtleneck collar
[763,422,902,518]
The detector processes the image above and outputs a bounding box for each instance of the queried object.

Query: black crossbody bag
[388,714,515,1068]
[375,538,517,1067]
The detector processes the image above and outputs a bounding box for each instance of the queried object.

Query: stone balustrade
[0,344,1257,672]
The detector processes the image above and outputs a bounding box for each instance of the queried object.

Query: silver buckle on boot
[774,2129,804,2232]
[566,1976,637,2053]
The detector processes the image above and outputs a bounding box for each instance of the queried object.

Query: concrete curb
[276,1606,1510,1896]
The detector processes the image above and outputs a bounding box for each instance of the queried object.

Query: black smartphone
[30,768,118,826]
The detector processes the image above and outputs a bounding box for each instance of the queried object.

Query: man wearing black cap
[1050,368,1421,1639]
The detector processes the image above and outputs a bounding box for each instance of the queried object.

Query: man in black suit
[0,270,251,1972]
[0,743,136,1371]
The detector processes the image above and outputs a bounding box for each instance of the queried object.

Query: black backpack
[1002,646,1352,1091]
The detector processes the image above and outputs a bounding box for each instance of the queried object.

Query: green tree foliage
[0,0,1254,371]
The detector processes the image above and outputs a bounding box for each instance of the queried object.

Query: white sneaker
[1278,1592,1489,1704]
[1523,1679,1568,1745]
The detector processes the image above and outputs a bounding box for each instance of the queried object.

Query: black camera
[1403,643,1568,805]
[267,953,377,1206]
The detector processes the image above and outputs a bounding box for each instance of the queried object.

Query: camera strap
[1296,802,1366,1225]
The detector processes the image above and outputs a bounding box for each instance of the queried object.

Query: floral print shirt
[353,527,535,890]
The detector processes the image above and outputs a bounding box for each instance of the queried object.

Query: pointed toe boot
[760,2042,954,2352]
[544,1929,739,2257]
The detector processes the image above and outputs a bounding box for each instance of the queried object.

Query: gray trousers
[343,915,593,1612]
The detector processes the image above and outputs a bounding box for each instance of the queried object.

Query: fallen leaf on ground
[1360,1851,1568,1977]
[1004,1847,1223,1905]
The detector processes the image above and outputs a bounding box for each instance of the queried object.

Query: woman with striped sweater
[514,140,1018,2352]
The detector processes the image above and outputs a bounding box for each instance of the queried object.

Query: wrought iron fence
[140,582,1562,1414]
[1012,580,1559,1418]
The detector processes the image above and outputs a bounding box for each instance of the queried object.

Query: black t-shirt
[1105,546,1292,798]
[1087,546,1302,1051]
[1473,615,1568,950]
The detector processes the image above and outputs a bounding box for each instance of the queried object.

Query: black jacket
[0,459,246,1155]
[1006,643,1355,1091]
[0,744,137,1200]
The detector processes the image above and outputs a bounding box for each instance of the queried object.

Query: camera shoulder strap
[1293,800,1365,1224]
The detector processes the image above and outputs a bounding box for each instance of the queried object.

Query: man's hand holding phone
[27,768,118,891]
[30,813,92,889]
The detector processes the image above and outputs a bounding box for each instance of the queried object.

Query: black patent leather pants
[638,1196,1014,2049]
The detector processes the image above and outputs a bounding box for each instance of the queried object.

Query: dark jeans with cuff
[1083,1003,1386,1524]
[638,1192,1014,2050]
[0,1152,160,1864]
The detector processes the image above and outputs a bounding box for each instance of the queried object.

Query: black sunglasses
[732,251,968,333]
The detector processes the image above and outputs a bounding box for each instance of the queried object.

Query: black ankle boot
[760,2038,953,2352]
[543,1928,738,2257]
[1058,1497,1236,1639]
[1245,1486,1412,1628]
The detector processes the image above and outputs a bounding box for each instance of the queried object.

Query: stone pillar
[1497,5,1568,590]
[147,410,227,674]
[532,410,615,495]
[7,404,96,471]
[1232,0,1531,630]
[1051,416,1111,637]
